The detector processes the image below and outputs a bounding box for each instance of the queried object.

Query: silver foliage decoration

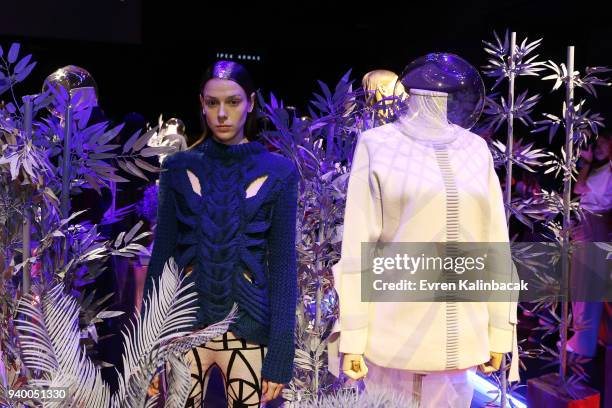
[259,71,379,403]
[479,29,547,407]
[14,284,113,407]
[528,47,610,396]
[481,30,546,147]
[163,353,192,408]
[0,42,181,405]
[480,30,548,229]
[285,386,417,408]
[11,257,236,407]
[531,54,610,231]
[535,64,610,145]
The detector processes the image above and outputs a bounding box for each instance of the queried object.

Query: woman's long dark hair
[191,60,260,148]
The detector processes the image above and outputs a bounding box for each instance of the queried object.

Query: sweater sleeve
[143,159,179,301]
[335,133,383,355]
[260,167,299,384]
[485,151,518,353]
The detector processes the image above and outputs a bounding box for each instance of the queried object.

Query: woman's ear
[248,92,256,113]
[199,93,205,109]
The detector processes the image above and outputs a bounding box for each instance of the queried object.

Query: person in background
[569,131,611,358]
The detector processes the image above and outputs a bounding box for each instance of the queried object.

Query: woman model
[145,60,299,407]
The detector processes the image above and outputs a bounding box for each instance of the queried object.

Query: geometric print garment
[184,331,267,408]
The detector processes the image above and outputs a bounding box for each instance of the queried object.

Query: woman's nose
[218,104,227,119]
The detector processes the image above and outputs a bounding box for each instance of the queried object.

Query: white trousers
[363,359,475,408]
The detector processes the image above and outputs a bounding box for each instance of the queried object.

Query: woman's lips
[216,125,232,131]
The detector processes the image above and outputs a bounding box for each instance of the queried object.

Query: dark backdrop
[1,0,611,143]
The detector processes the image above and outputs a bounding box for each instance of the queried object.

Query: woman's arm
[261,168,300,385]
[140,159,179,310]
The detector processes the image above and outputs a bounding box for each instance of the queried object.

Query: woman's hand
[261,379,284,403]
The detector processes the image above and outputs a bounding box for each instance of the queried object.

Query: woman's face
[200,78,254,144]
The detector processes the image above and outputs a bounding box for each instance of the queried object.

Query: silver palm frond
[162,305,238,357]
[15,284,113,407]
[114,257,237,408]
[0,381,23,408]
[163,353,192,408]
[284,386,417,408]
[113,257,199,408]
[14,256,236,408]
[144,394,161,408]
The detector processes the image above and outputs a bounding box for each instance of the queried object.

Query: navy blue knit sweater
[145,135,299,384]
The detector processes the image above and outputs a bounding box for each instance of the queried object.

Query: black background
[1,0,611,142]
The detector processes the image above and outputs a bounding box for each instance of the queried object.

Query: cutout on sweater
[186,169,202,197]
[246,175,268,198]
[243,269,254,284]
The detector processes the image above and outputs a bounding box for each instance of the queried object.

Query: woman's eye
[205,100,217,107]
[229,99,241,106]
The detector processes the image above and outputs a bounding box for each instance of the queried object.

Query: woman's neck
[211,132,249,146]
[198,134,265,160]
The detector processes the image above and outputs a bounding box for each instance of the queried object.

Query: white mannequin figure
[343,88,506,379]
[330,86,518,407]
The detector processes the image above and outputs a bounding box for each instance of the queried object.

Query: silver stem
[60,98,72,218]
[500,31,517,408]
[560,45,575,382]
[22,96,33,295]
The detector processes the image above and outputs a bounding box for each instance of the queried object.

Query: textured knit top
[145,135,299,384]
[330,121,519,381]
